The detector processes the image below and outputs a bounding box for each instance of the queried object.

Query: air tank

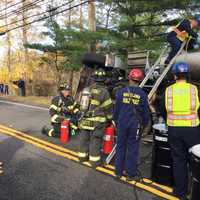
[175,52,200,81]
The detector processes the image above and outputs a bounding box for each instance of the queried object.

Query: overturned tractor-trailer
[76,50,150,99]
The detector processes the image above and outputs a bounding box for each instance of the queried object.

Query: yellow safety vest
[165,81,200,127]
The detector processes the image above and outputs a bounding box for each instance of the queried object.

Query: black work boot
[126,176,137,182]
[79,156,89,163]
[172,191,188,200]
[41,126,48,135]
[126,173,139,182]
[90,160,102,169]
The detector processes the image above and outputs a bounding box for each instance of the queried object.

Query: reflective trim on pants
[78,152,88,158]
[89,155,101,162]
[48,129,54,137]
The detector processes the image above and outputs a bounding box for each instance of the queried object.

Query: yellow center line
[0,128,79,162]
[104,163,173,193]
[0,125,177,200]
[0,124,173,193]
[0,124,78,157]
[142,178,173,193]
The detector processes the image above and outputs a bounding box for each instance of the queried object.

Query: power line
[0,0,89,35]
[0,0,26,14]
[0,0,45,20]
[0,0,76,30]
[0,0,14,13]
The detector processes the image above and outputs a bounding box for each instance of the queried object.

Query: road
[0,100,175,200]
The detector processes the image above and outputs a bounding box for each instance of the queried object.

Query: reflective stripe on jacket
[79,83,113,130]
[165,81,200,127]
[49,94,79,124]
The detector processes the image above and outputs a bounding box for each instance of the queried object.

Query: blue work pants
[165,36,182,65]
[115,123,140,177]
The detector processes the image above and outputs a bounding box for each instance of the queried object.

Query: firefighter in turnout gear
[78,68,113,167]
[42,83,80,137]
[161,62,200,200]
[113,69,150,181]
[165,16,200,65]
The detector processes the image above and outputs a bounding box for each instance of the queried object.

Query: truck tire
[82,53,106,68]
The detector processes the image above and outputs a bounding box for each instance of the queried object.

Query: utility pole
[88,0,96,52]
[88,0,96,32]
[22,0,29,79]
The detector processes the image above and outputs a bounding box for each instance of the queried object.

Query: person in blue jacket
[114,68,150,181]
[165,15,200,65]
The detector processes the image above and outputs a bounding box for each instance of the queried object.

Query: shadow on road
[0,137,24,164]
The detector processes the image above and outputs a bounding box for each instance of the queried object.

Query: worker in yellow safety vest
[162,62,200,200]
[165,15,200,65]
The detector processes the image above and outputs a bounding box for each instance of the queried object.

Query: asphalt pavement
[0,100,164,200]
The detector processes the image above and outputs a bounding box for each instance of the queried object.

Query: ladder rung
[148,41,186,100]
[139,46,169,88]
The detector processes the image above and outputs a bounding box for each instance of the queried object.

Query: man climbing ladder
[165,15,200,65]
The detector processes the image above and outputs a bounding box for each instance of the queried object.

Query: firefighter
[42,83,80,137]
[78,68,113,167]
[165,15,200,65]
[109,69,128,100]
[162,62,200,200]
[113,68,150,181]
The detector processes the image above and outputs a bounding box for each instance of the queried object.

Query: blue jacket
[113,85,150,128]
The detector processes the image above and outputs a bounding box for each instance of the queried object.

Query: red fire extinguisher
[60,120,70,144]
[103,124,115,154]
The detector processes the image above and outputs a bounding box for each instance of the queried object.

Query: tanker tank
[175,52,200,81]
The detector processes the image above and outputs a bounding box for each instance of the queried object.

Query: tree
[88,0,96,52]
[21,0,30,80]
[4,0,12,73]
[100,0,200,52]
[25,16,86,87]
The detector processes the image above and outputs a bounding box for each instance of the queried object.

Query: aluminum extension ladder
[105,41,186,165]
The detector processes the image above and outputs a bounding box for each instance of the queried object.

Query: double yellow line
[0,124,178,200]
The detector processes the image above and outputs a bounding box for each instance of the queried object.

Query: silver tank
[175,52,200,81]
